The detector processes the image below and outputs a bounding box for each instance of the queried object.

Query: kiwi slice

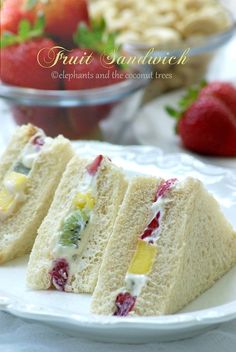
[13,162,31,175]
[59,210,89,247]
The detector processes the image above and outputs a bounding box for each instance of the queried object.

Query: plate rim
[0,293,236,330]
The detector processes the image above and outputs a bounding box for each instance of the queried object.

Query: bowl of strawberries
[0,0,151,141]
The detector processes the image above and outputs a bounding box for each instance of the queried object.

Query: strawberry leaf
[73,18,123,67]
[165,106,181,118]
[25,0,38,10]
[30,14,45,36]
[19,20,31,40]
[93,17,106,34]
[165,80,208,133]
[1,15,45,48]
[1,32,18,48]
[74,23,100,52]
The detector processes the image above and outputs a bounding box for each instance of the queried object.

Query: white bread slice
[91,176,236,316]
[0,135,74,264]
[0,124,38,184]
[27,155,127,293]
[91,176,160,314]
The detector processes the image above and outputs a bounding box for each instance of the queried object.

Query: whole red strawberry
[0,0,35,34]
[64,20,125,90]
[178,96,236,156]
[166,81,236,156]
[0,18,62,89]
[27,0,89,44]
[64,49,124,90]
[64,20,126,139]
[199,82,236,118]
[0,16,63,137]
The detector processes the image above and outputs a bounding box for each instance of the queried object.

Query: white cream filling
[53,245,79,262]
[123,180,181,298]
[20,135,52,169]
[77,173,94,194]
[125,274,147,297]
[52,167,100,274]
[143,181,179,244]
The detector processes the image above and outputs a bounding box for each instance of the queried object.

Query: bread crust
[91,176,161,314]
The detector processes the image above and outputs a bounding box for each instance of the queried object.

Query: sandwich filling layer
[0,131,52,220]
[49,155,105,291]
[114,178,178,316]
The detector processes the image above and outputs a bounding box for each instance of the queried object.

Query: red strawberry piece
[30,0,89,44]
[0,38,62,89]
[178,96,236,156]
[113,292,136,316]
[49,258,69,291]
[156,179,177,200]
[149,211,161,229]
[141,228,153,240]
[86,155,104,175]
[148,217,159,230]
[0,0,35,34]
[199,82,236,118]
[141,211,161,240]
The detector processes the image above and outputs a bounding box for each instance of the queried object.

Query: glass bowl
[0,64,151,142]
[123,16,236,103]
[1,9,235,142]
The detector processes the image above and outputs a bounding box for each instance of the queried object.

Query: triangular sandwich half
[27,154,127,293]
[91,176,236,316]
[0,124,74,263]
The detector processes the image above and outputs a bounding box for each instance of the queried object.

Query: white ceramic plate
[0,141,236,343]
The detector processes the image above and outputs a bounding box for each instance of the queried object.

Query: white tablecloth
[0,311,235,352]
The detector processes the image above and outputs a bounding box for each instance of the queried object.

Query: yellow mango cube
[0,187,15,213]
[127,240,158,275]
[4,172,28,193]
[73,192,95,211]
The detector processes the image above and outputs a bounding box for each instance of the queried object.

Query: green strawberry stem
[24,0,38,10]
[1,15,45,48]
[73,18,125,68]
[165,80,207,133]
